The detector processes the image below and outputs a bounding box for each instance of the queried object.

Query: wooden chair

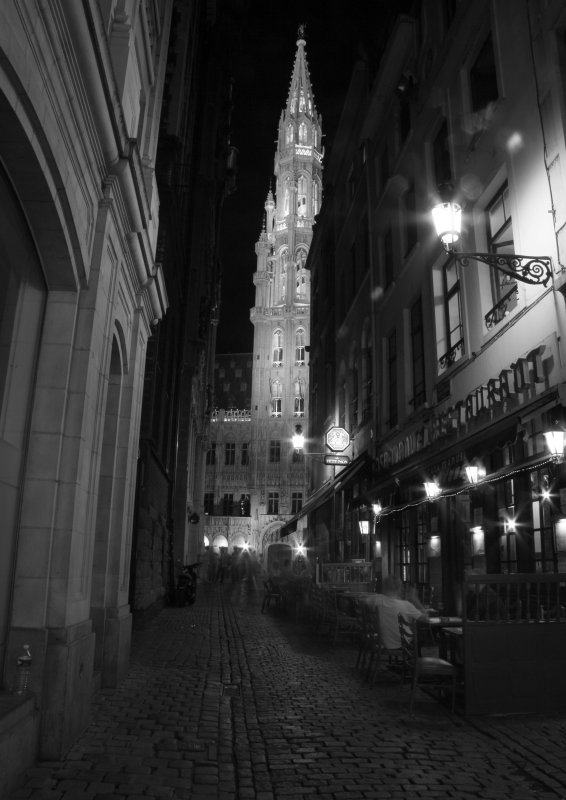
[324,588,360,645]
[365,605,403,683]
[309,582,325,632]
[398,613,457,714]
[261,579,284,613]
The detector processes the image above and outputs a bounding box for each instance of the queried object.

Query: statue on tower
[297,23,306,40]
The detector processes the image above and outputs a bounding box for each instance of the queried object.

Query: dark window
[241,442,249,466]
[222,493,234,516]
[291,492,303,514]
[405,184,417,255]
[204,493,214,515]
[388,328,398,427]
[206,442,216,465]
[470,34,498,113]
[292,448,304,464]
[411,297,426,407]
[268,492,279,515]
[384,228,394,288]
[487,182,515,301]
[269,440,281,463]
[443,259,463,352]
[433,120,452,188]
[225,442,235,465]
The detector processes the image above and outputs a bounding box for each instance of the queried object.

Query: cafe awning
[279,452,371,537]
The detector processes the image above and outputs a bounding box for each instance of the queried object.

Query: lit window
[272,331,283,365]
[297,175,307,217]
[295,329,306,364]
[298,122,307,143]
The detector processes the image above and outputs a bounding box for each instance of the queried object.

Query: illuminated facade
[205,34,322,561]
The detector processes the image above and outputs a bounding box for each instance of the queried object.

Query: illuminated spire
[286,28,317,121]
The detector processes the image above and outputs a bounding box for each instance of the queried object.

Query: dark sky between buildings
[216,0,410,354]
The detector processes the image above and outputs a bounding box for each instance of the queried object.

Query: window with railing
[485,182,517,325]
[204,493,214,515]
[438,257,463,371]
[222,493,234,516]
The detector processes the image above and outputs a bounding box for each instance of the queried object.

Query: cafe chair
[365,606,403,684]
[398,613,457,714]
[261,579,284,613]
[308,582,326,632]
[325,588,361,645]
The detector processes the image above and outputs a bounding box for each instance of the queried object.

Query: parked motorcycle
[175,561,200,606]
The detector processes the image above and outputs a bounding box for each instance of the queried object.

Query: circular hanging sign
[325,426,350,452]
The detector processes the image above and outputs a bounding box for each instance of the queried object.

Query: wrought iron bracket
[453,252,553,286]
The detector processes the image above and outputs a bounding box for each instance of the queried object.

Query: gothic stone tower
[249,33,322,555]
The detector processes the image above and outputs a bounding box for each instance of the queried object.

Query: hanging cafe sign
[377,345,546,473]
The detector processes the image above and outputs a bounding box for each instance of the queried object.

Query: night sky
[216,0,407,354]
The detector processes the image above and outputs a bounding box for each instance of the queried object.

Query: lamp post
[431,200,553,286]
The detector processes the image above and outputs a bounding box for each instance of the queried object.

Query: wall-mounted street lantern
[544,430,565,462]
[424,481,441,499]
[432,200,553,286]
[465,464,486,485]
[292,424,305,451]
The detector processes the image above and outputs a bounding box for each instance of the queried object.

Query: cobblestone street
[9,581,566,800]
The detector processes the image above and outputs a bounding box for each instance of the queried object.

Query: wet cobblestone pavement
[8,581,566,799]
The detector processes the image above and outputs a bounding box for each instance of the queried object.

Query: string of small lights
[374,454,558,521]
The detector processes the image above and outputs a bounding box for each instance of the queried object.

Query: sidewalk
[8,580,566,800]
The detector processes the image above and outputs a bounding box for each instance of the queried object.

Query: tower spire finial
[297,23,306,41]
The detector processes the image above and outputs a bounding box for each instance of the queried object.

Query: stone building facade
[0,0,232,792]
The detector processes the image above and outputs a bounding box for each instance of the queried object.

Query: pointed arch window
[294,377,305,417]
[299,122,307,143]
[312,180,320,216]
[270,378,282,417]
[295,328,306,365]
[272,330,283,366]
[286,124,294,145]
[297,175,307,217]
[313,128,318,148]
[284,177,290,216]
[299,90,306,112]
[291,93,297,115]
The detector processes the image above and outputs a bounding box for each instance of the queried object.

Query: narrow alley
[9,581,566,800]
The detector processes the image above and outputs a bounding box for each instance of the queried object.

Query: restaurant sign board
[324,454,350,466]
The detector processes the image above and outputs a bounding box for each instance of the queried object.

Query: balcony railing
[438,337,464,371]
[485,284,518,329]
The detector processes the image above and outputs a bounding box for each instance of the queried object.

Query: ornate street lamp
[431,200,553,286]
